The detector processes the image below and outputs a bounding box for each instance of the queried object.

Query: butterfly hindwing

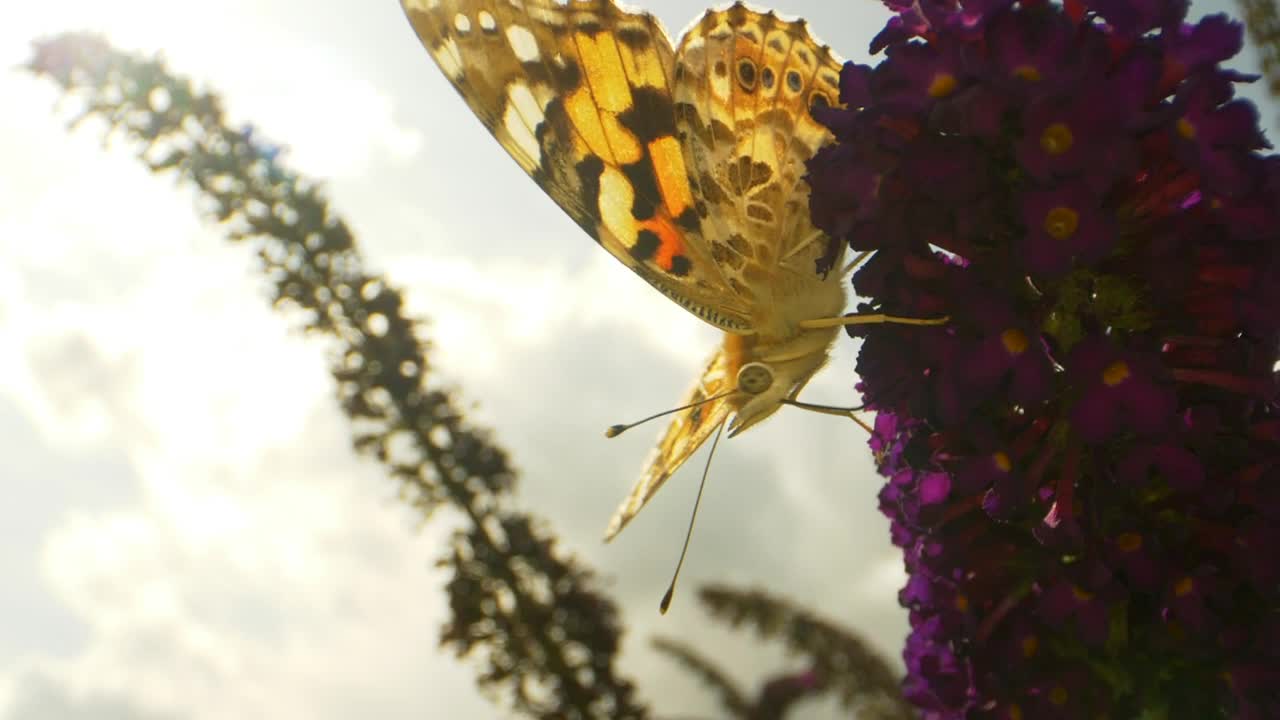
[673,7,844,308]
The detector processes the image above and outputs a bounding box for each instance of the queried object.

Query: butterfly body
[401,0,847,539]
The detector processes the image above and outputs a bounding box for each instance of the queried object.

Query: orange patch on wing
[638,211,687,272]
[648,136,694,217]
[733,36,759,65]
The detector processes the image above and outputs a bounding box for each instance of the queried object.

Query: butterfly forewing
[401,0,752,331]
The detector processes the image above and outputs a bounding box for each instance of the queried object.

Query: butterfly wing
[603,345,735,540]
[672,6,846,318]
[401,0,753,331]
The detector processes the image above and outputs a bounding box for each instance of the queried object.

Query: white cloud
[1,1,422,183]
[0,150,493,717]
[24,408,486,720]
[2,669,179,720]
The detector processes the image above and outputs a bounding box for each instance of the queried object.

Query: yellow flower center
[1001,328,1029,355]
[1044,206,1079,239]
[1071,585,1093,602]
[1008,704,1024,720]
[1102,360,1131,387]
[955,593,970,612]
[1175,576,1196,597]
[993,451,1013,473]
[1049,685,1069,706]
[1013,65,1041,82]
[1040,122,1074,156]
[1116,532,1143,552]
[928,72,957,98]
[1177,116,1197,139]
[1021,635,1039,658]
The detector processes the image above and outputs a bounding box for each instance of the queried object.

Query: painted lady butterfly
[400,0,925,540]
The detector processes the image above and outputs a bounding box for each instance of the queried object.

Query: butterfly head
[724,361,778,437]
[724,323,840,437]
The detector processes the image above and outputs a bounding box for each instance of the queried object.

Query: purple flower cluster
[808,0,1280,717]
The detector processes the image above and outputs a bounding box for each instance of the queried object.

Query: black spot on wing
[737,59,757,91]
[550,57,583,92]
[669,255,692,276]
[616,25,652,49]
[520,61,549,85]
[698,172,729,205]
[786,70,803,93]
[536,97,565,150]
[675,207,700,231]
[631,229,660,261]
[747,203,774,223]
[574,154,606,228]
[711,241,745,270]
[727,233,752,257]
[618,87,676,145]
[710,119,735,143]
[621,159,661,221]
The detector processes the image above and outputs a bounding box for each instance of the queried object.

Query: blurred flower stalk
[807,0,1280,716]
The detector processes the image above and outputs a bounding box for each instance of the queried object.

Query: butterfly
[400,0,938,541]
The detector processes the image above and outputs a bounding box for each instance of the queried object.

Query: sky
[0,1,1274,719]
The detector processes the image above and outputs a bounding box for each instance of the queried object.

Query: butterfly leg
[843,250,872,277]
[780,393,874,433]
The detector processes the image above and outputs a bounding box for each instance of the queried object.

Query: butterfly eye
[736,362,774,395]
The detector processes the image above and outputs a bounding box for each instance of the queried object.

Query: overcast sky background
[1,2,1273,719]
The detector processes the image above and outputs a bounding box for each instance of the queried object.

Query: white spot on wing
[598,166,637,246]
[433,38,464,80]
[506,25,540,63]
[710,65,731,100]
[503,83,544,171]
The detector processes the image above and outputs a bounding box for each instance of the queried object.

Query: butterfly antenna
[660,420,725,614]
[605,390,735,438]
